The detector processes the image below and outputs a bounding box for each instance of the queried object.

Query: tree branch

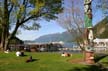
[8,15,37,40]
[9,4,13,14]
[20,0,28,22]
[19,16,35,25]
[8,20,20,40]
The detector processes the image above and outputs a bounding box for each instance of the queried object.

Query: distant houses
[8,38,108,53]
[8,41,81,52]
[9,41,63,52]
[24,42,63,52]
[93,38,108,52]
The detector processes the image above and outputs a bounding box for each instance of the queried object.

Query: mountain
[25,17,108,45]
[26,17,108,43]
[94,16,108,38]
[34,31,74,43]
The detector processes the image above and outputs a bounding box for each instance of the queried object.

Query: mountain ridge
[34,31,74,43]
[94,16,108,38]
[25,16,108,43]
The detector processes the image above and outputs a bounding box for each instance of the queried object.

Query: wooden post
[84,0,94,64]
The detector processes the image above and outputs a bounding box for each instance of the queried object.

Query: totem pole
[84,0,94,64]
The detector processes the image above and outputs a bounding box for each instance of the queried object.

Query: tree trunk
[0,26,6,50]
[4,38,9,51]
[0,41,4,50]
[3,25,9,50]
[0,0,9,51]
[0,25,9,51]
[0,0,10,51]
[3,23,20,51]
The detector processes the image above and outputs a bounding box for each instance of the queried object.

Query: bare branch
[9,4,14,14]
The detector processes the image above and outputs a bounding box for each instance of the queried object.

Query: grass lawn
[0,52,108,71]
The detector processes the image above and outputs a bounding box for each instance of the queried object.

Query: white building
[93,38,108,52]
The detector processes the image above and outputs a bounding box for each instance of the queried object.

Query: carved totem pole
[84,0,94,64]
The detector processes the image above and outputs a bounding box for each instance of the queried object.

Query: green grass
[0,52,108,71]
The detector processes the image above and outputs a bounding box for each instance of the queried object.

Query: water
[62,42,79,48]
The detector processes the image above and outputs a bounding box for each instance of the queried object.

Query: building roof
[93,38,108,42]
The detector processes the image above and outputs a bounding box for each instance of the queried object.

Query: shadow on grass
[94,53,108,63]
[32,59,39,62]
[20,55,28,57]
[25,58,39,63]
[68,65,108,71]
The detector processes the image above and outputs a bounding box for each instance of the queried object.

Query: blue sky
[16,0,107,41]
[16,20,66,40]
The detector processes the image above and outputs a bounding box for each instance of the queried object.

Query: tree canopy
[57,0,84,43]
[0,0,63,50]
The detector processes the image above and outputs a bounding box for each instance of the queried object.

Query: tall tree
[0,0,63,50]
[57,0,108,51]
[57,0,85,50]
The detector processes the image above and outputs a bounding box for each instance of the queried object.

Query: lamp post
[84,0,94,64]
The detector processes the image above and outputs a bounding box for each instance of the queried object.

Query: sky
[16,11,104,41]
[16,0,107,41]
[16,20,66,40]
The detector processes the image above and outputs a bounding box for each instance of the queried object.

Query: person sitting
[16,51,21,56]
[61,52,66,57]
[20,51,25,56]
[61,52,71,57]
[66,53,71,57]
[4,50,9,53]
[26,56,33,63]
